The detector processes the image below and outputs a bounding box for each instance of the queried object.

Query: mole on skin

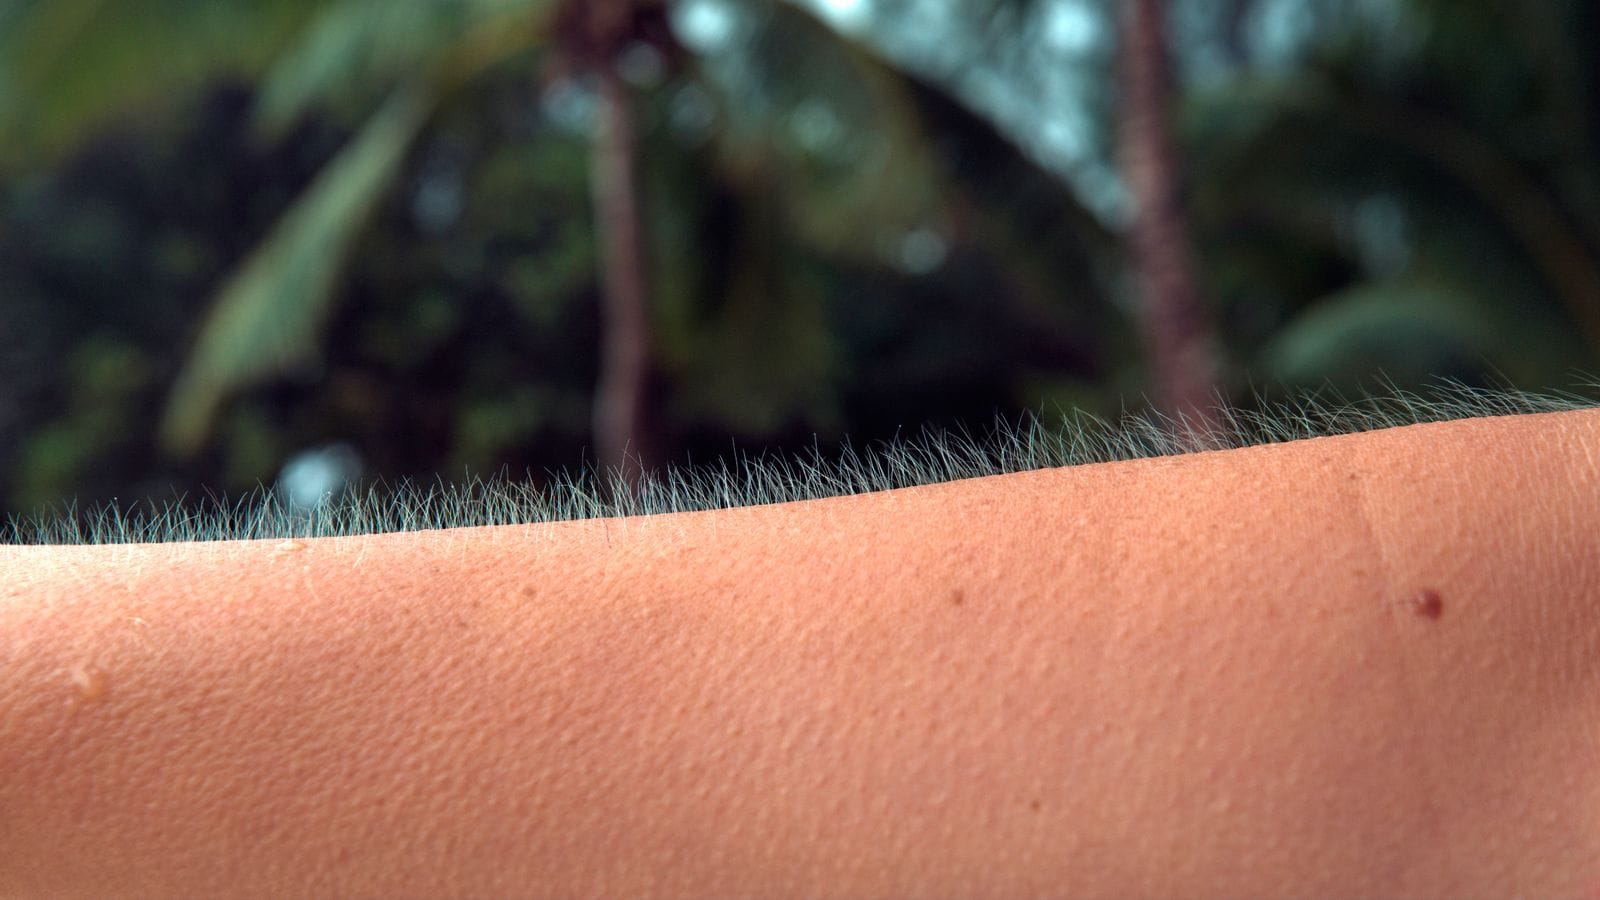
[1409,588,1444,620]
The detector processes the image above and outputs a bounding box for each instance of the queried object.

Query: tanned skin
[2,396,1599,897]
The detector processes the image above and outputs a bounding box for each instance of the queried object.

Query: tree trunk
[1118,0,1226,443]
[586,3,656,494]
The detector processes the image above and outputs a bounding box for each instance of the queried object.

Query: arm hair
[9,376,1597,545]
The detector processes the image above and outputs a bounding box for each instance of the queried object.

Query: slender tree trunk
[1118,0,1225,443]
[586,2,656,493]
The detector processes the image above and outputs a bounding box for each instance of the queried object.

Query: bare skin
[3,408,1599,898]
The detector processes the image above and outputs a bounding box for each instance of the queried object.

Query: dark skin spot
[949,589,964,607]
[1029,800,1041,812]
[1408,588,1444,620]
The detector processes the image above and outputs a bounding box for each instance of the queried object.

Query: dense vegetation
[2,0,1597,524]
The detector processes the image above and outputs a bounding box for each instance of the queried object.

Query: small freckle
[949,589,964,607]
[275,539,307,554]
[70,664,110,703]
[1408,588,1444,620]
[1029,799,1042,812]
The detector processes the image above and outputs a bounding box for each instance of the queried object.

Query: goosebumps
[5,377,1598,546]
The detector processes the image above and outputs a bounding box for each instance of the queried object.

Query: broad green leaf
[701,1,947,260]
[254,0,556,132]
[1186,62,1600,362]
[1259,280,1507,394]
[159,85,432,455]
[0,0,324,166]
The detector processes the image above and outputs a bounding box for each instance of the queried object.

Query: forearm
[3,406,1599,897]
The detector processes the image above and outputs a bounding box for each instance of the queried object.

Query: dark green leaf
[159,85,432,454]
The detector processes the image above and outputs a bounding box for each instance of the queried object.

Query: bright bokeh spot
[807,0,872,33]
[673,0,740,53]
[1044,0,1101,53]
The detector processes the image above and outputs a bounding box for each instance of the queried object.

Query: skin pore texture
[3,382,1600,897]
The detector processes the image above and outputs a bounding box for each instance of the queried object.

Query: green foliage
[1260,280,1498,393]
[0,0,324,165]
[159,87,432,453]
[452,385,582,468]
[702,1,947,260]
[363,289,461,367]
[13,335,153,513]
[473,137,596,325]
[8,0,1600,522]
[673,234,845,436]
[254,0,556,131]
[4,0,565,461]
[1185,0,1600,397]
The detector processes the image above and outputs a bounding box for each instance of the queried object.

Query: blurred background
[2,0,1598,524]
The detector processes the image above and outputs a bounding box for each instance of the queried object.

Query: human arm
[3,403,1599,898]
